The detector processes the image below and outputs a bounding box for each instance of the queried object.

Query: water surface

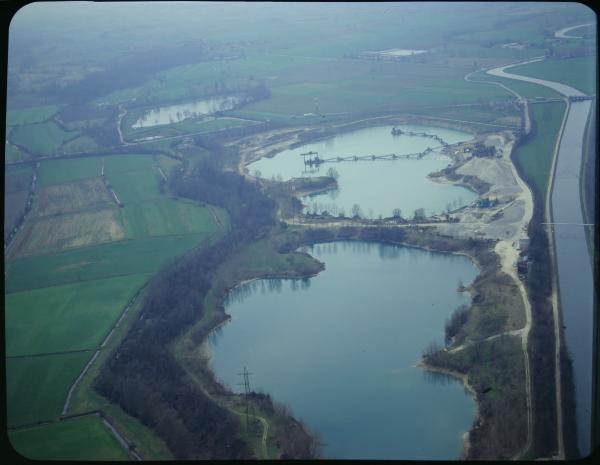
[248,125,477,218]
[209,241,478,459]
[132,95,246,128]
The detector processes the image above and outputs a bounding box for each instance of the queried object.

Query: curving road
[486,55,594,457]
[555,23,594,39]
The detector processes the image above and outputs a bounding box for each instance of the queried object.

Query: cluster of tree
[444,304,470,345]
[169,158,276,233]
[95,153,307,459]
[43,42,211,104]
[472,142,496,157]
[510,126,574,457]
[95,226,257,458]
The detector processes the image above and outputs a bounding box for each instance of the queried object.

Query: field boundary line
[6,348,94,359]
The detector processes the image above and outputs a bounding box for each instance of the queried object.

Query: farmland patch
[9,415,129,460]
[6,352,91,427]
[9,208,126,258]
[5,274,149,356]
[32,178,114,217]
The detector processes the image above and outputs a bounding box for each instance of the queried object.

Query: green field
[5,151,225,448]
[38,157,103,187]
[510,57,597,95]
[5,234,212,293]
[514,101,566,197]
[6,352,91,427]
[10,121,79,157]
[6,105,62,127]
[6,274,149,356]
[5,142,26,162]
[119,197,219,238]
[9,415,129,460]
[61,135,102,154]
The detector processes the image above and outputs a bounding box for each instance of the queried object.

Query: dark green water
[208,241,478,459]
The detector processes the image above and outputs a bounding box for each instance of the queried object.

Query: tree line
[94,155,295,459]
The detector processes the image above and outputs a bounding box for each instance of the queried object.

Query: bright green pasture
[9,415,129,460]
[6,105,61,127]
[5,274,149,356]
[119,197,219,238]
[10,121,79,157]
[5,234,210,293]
[514,101,566,198]
[510,57,597,95]
[6,352,91,427]
[38,157,102,187]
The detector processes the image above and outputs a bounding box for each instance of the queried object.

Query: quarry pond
[131,95,247,128]
[208,241,478,459]
[248,125,478,218]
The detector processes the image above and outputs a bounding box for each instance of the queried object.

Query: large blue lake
[208,241,478,459]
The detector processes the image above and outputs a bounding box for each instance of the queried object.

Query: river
[488,58,595,456]
[248,125,477,218]
[208,241,478,459]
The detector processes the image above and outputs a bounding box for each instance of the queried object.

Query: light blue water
[209,241,478,459]
[248,125,477,218]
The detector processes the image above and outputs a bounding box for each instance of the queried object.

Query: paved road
[555,23,594,39]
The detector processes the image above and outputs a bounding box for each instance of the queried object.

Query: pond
[248,125,477,219]
[131,95,247,129]
[208,241,478,459]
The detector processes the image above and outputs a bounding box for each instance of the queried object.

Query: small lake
[208,241,478,459]
[131,95,246,129]
[248,125,477,218]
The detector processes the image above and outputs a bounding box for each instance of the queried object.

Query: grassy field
[4,165,33,239]
[38,157,103,188]
[119,197,218,238]
[5,234,211,293]
[9,415,129,460]
[6,352,92,427]
[61,135,102,154]
[6,105,62,127]
[5,274,149,356]
[510,57,597,95]
[514,101,566,197]
[10,121,79,157]
[5,149,226,461]
[5,142,27,162]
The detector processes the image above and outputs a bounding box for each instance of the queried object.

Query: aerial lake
[131,95,246,128]
[248,125,477,219]
[208,241,478,459]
